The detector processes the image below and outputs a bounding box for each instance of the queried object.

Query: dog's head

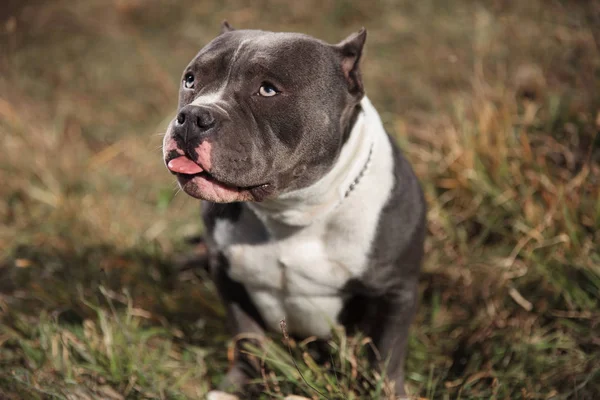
[163,22,367,202]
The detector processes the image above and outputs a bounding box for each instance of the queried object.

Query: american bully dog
[162,22,426,399]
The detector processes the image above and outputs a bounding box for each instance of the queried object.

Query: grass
[1,0,599,398]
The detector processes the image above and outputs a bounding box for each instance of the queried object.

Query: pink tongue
[167,157,203,174]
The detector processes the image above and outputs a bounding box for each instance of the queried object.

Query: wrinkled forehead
[187,30,332,77]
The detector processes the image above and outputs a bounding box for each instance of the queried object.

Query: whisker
[172,184,183,198]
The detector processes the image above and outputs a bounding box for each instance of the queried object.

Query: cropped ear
[333,28,367,96]
[220,20,235,34]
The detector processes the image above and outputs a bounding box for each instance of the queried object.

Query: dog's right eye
[183,73,195,89]
[258,83,279,97]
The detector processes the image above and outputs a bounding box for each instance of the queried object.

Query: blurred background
[1,1,599,398]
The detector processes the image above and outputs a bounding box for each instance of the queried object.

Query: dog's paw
[206,390,240,400]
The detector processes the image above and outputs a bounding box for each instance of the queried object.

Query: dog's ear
[220,20,235,34]
[333,28,367,96]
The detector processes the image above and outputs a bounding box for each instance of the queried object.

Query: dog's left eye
[258,83,279,97]
[183,73,195,89]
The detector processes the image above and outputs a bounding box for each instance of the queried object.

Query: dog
[162,22,426,399]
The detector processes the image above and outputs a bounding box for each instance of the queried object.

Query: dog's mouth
[166,156,272,202]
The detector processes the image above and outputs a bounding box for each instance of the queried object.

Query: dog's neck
[249,96,384,227]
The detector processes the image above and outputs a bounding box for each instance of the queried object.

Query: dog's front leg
[209,252,267,397]
[374,282,419,399]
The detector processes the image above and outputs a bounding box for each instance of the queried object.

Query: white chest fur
[212,97,395,338]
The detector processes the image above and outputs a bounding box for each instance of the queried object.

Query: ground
[0,0,599,399]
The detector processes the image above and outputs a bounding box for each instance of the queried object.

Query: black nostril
[175,106,216,134]
[196,109,215,129]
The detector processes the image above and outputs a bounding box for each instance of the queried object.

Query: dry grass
[1,0,599,399]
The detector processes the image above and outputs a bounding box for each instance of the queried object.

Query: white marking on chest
[212,97,395,338]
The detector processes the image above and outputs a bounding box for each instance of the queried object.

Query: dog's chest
[211,208,371,338]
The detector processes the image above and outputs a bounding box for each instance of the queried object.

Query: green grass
[1,0,599,399]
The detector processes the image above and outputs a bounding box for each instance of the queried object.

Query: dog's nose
[174,105,216,139]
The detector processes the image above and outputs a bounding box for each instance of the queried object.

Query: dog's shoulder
[365,138,426,289]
